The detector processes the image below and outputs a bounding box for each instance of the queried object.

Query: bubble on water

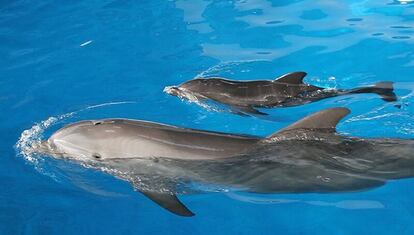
[16,113,74,164]
[15,113,74,179]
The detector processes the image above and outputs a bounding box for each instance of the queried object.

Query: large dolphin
[35,108,414,216]
[164,72,397,115]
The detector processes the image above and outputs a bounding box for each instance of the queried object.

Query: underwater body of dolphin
[164,72,397,115]
[36,108,414,216]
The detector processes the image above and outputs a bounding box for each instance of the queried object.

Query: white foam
[16,113,74,164]
[15,101,136,174]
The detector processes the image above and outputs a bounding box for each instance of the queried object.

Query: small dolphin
[164,72,397,115]
[35,108,414,216]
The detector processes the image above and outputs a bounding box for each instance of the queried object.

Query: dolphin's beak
[32,140,54,155]
[163,86,181,96]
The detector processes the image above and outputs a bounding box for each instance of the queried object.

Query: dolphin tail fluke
[349,82,397,102]
[140,191,195,217]
[372,82,397,102]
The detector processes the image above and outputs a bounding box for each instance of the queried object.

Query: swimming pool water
[1,0,414,234]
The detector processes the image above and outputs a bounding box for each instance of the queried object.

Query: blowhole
[92,153,102,159]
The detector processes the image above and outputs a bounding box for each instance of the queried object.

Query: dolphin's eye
[92,153,101,159]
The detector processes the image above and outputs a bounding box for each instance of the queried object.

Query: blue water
[2,0,414,234]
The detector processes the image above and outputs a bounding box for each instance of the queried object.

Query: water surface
[1,0,414,234]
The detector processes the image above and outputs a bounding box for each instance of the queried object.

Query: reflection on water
[175,0,414,61]
[226,192,385,210]
[390,0,414,5]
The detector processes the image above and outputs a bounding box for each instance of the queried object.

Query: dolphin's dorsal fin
[268,107,350,138]
[274,72,307,84]
[141,190,195,217]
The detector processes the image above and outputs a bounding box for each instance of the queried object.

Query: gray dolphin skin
[36,107,414,216]
[164,72,397,115]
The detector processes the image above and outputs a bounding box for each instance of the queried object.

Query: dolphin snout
[164,86,181,96]
[32,140,55,155]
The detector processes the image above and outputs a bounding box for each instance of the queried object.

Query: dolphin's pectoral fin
[140,190,195,217]
[229,106,249,116]
[231,105,268,116]
[267,107,350,139]
[274,71,307,84]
